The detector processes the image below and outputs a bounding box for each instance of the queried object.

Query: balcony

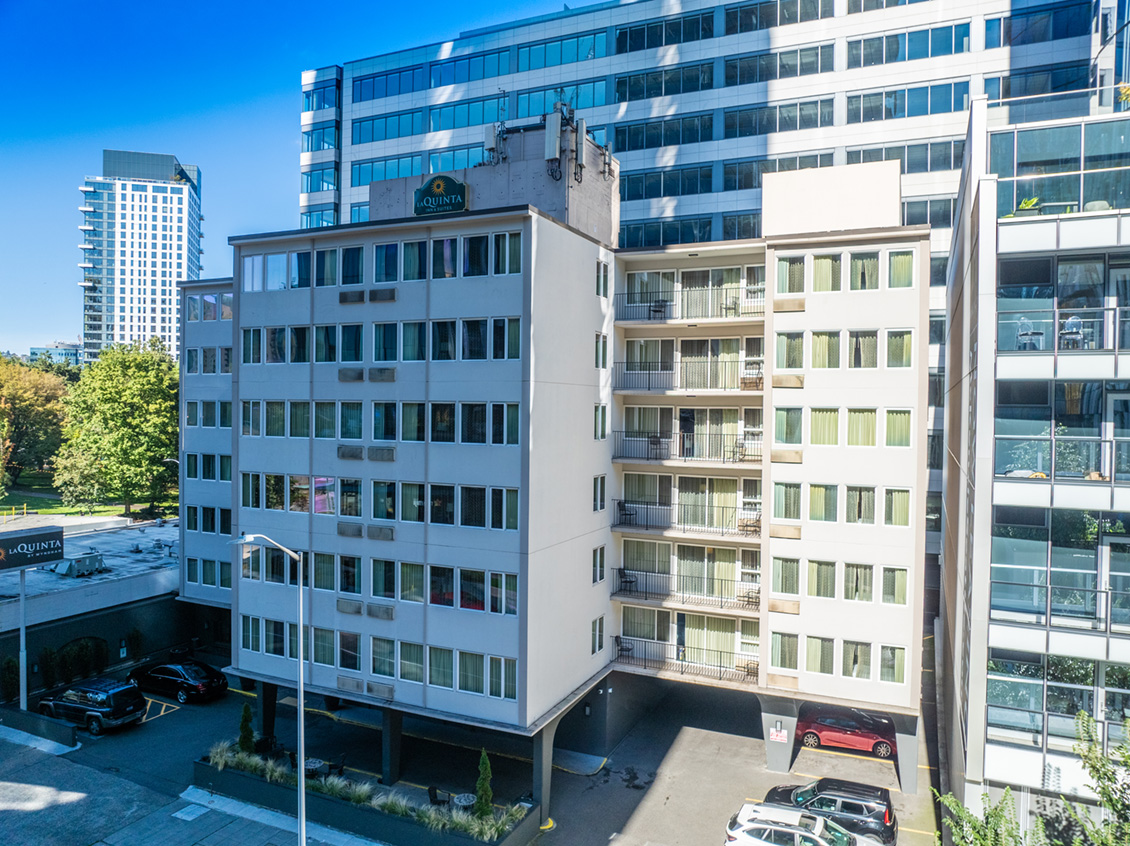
[78,206,94,213]
[998,308,1125,354]
[613,568,760,612]
[995,437,1130,484]
[613,637,759,684]
[612,500,761,538]
[990,581,1130,635]
[613,361,763,393]
[614,288,766,322]
[613,431,763,465]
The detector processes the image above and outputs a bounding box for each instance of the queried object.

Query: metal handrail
[614,568,760,610]
[614,287,766,321]
[612,500,761,537]
[612,431,763,464]
[613,360,762,391]
[613,635,759,683]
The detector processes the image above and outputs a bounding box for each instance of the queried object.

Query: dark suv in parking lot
[38,677,146,735]
[764,778,898,845]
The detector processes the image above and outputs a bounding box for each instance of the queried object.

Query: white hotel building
[179,119,931,820]
[78,150,203,362]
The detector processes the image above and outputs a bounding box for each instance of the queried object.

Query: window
[315,249,338,287]
[776,332,803,369]
[340,325,363,362]
[490,573,519,615]
[489,656,518,700]
[882,567,908,604]
[402,404,425,442]
[432,321,456,361]
[242,401,261,436]
[312,553,334,590]
[844,563,873,601]
[880,645,906,683]
[809,485,837,522]
[492,403,520,445]
[846,486,875,524]
[778,257,804,294]
[430,484,455,524]
[848,331,878,368]
[593,475,606,511]
[850,253,879,290]
[807,636,835,674]
[400,562,424,603]
[889,251,913,288]
[595,333,608,368]
[372,482,396,520]
[430,566,455,606]
[771,632,799,670]
[847,409,876,446]
[432,238,458,279]
[339,632,361,671]
[289,475,310,512]
[881,327,914,370]
[372,559,396,599]
[772,557,799,594]
[494,233,521,275]
[289,402,310,437]
[339,555,360,594]
[240,473,260,508]
[402,322,426,361]
[491,488,519,530]
[314,402,336,438]
[290,326,311,363]
[429,647,454,688]
[886,410,911,447]
[462,320,487,361]
[463,236,489,277]
[459,651,485,694]
[591,616,605,654]
[884,489,911,526]
[843,641,871,678]
[372,637,395,677]
[241,616,261,652]
[595,260,609,297]
[807,560,836,598]
[812,255,841,292]
[775,408,802,445]
[592,546,606,583]
[460,569,486,610]
[340,403,363,440]
[242,329,261,364]
[460,486,486,527]
[811,332,839,368]
[263,402,285,437]
[265,620,285,655]
[774,482,800,520]
[492,318,520,359]
[594,404,607,440]
[400,642,424,683]
[431,403,456,443]
[810,408,838,446]
[373,323,397,362]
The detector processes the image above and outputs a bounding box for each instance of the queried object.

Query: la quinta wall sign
[413,176,468,216]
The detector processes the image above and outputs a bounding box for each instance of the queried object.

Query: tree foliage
[474,748,493,819]
[935,787,1047,846]
[0,357,66,485]
[55,339,177,514]
[0,400,10,501]
[1067,712,1130,845]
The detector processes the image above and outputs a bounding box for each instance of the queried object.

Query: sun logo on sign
[431,179,446,196]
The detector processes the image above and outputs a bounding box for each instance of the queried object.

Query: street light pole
[232,533,306,845]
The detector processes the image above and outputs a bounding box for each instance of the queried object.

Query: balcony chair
[617,500,637,525]
[648,299,669,319]
[615,636,634,657]
[648,434,669,460]
[428,786,451,807]
[618,569,638,593]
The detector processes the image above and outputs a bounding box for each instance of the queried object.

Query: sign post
[0,527,65,710]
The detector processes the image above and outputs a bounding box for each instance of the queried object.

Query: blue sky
[0,0,568,356]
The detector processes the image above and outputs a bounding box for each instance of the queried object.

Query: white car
[725,803,887,846]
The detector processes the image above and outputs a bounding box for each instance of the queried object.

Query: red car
[796,711,895,759]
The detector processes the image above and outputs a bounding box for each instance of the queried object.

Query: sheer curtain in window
[810,408,839,445]
[623,539,671,573]
[458,651,485,692]
[885,489,911,526]
[710,478,738,532]
[849,331,878,367]
[679,477,707,526]
[851,253,879,290]
[772,632,798,669]
[777,257,805,293]
[776,333,803,369]
[846,487,875,523]
[429,647,453,687]
[844,563,873,600]
[843,641,871,678]
[807,636,834,674]
[703,615,736,667]
[889,251,913,288]
[886,410,911,446]
[809,485,837,521]
[883,568,908,604]
[881,646,906,683]
[774,483,801,519]
[340,403,363,439]
[812,255,841,292]
[811,332,840,368]
[773,557,799,593]
[847,409,876,446]
[807,560,835,596]
[622,605,654,639]
[887,330,912,367]
[775,408,802,444]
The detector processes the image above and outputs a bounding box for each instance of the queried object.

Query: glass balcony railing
[613,361,762,391]
[612,500,762,537]
[994,437,1130,484]
[614,287,766,321]
[997,308,1125,353]
[612,636,759,683]
[612,431,763,464]
[613,568,761,610]
[989,580,1130,634]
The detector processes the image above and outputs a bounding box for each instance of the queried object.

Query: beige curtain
[809,484,837,521]
[848,409,876,446]
[844,563,873,601]
[813,255,841,292]
[843,641,871,678]
[885,489,911,526]
[704,615,736,668]
[851,253,879,290]
[711,478,738,530]
[772,632,798,669]
[712,548,737,599]
[887,330,913,367]
[811,408,839,445]
[886,410,911,447]
[883,567,908,604]
[850,331,878,367]
[806,636,834,674]
[889,251,914,288]
[881,646,906,683]
[778,257,804,293]
[846,487,875,523]
[774,483,801,520]
[811,331,840,368]
[624,539,671,573]
[807,560,835,596]
[773,557,799,593]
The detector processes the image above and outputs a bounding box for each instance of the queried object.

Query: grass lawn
[1,471,179,518]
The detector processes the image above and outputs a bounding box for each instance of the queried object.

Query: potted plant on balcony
[1013,197,1041,217]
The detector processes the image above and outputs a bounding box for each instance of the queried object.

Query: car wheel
[873,741,893,758]
[176,689,188,704]
[802,732,821,749]
[87,717,104,736]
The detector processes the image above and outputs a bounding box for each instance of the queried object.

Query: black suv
[38,677,146,735]
[764,778,898,845]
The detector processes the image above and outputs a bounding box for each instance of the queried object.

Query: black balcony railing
[612,431,763,464]
[612,500,761,537]
[614,288,766,321]
[614,568,760,610]
[613,360,762,391]
[613,636,759,683]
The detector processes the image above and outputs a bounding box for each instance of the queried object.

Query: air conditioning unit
[367,603,395,621]
[337,676,363,693]
[367,682,395,700]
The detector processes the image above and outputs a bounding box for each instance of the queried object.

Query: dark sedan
[764,778,898,845]
[127,660,229,703]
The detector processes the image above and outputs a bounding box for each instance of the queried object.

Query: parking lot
[26,663,941,846]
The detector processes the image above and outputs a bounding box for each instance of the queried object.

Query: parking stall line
[140,697,180,723]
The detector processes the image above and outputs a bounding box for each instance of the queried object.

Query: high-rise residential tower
[78,150,203,362]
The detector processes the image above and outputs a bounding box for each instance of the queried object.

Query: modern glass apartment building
[78,150,203,362]
[300,0,1112,257]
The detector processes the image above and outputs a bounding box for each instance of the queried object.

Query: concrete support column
[381,708,403,785]
[893,714,921,795]
[532,714,563,829]
[759,695,801,774]
[258,681,278,740]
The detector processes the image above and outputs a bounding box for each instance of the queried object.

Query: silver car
[725,802,886,846]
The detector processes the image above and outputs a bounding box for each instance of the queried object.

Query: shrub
[230,751,266,777]
[238,702,255,753]
[0,657,18,701]
[208,740,233,770]
[373,791,414,817]
[73,639,93,678]
[414,805,452,832]
[474,749,493,819]
[262,758,292,785]
[39,647,57,688]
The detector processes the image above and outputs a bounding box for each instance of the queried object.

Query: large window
[847,22,970,68]
[809,485,837,522]
[725,44,834,85]
[847,80,969,124]
[773,557,799,594]
[774,483,800,520]
[726,0,834,34]
[771,632,799,670]
[618,11,713,52]
[807,636,835,674]
[615,62,714,103]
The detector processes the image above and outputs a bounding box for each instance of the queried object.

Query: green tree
[934,787,1047,846]
[0,357,66,485]
[474,748,493,819]
[1067,713,1130,845]
[0,399,11,501]
[238,703,255,753]
[52,449,105,513]
[56,339,178,514]
[32,352,82,386]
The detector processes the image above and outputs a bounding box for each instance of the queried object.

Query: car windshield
[181,664,210,681]
[817,817,855,846]
[793,782,820,805]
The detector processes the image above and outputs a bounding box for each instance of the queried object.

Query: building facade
[182,117,932,818]
[942,96,1130,822]
[78,150,203,362]
[28,342,81,367]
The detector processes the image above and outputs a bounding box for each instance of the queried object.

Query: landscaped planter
[192,759,541,846]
